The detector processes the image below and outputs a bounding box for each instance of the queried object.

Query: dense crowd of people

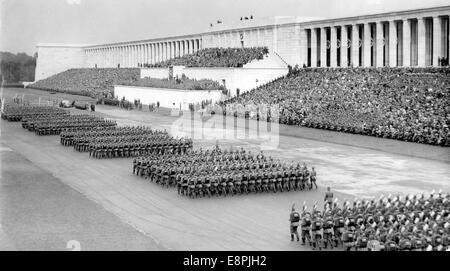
[30,68,140,98]
[290,190,449,251]
[223,68,450,146]
[60,126,192,159]
[120,76,226,91]
[147,47,269,68]
[133,146,317,197]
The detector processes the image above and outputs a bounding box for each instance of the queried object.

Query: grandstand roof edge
[83,33,203,49]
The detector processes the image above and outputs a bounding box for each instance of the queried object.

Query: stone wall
[140,68,169,79]
[114,85,223,110]
[34,44,87,82]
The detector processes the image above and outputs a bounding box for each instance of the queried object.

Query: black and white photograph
[0,0,449,258]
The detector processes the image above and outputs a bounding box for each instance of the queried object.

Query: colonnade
[81,7,450,69]
[304,14,450,67]
[85,38,202,68]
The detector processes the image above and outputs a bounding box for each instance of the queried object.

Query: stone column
[376,22,384,67]
[139,44,142,65]
[152,44,155,63]
[299,27,308,66]
[173,42,177,58]
[417,17,426,67]
[143,44,147,66]
[330,26,338,67]
[135,45,139,66]
[194,40,198,53]
[174,41,178,57]
[432,16,443,66]
[160,43,164,61]
[137,45,141,66]
[363,23,372,67]
[166,42,170,60]
[128,46,131,67]
[147,44,151,64]
[311,28,318,67]
[133,45,137,67]
[107,48,110,67]
[403,19,411,66]
[123,46,126,66]
[123,47,126,67]
[110,48,113,67]
[352,24,360,66]
[117,47,120,66]
[320,27,327,67]
[129,45,133,67]
[341,25,348,67]
[157,43,161,62]
[389,21,397,67]
[104,48,107,67]
[150,44,154,64]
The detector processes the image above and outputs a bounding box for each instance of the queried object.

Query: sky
[1,0,449,55]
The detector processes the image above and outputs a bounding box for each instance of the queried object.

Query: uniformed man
[324,187,334,209]
[289,205,301,242]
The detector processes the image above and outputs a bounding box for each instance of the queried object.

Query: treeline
[0,52,37,83]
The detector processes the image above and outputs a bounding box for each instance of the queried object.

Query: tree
[0,51,36,83]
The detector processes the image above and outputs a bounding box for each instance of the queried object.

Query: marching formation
[290,190,450,251]
[24,114,116,135]
[133,146,318,197]
[60,126,193,159]
[1,104,67,122]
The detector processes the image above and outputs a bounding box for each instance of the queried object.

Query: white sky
[1,0,449,55]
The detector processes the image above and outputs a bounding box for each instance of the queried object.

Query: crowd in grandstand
[133,146,317,197]
[147,47,269,68]
[291,190,449,251]
[120,75,226,91]
[223,67,450,146]
[30,68,140,98]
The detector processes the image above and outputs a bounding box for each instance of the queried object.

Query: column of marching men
[60,127,193,159]
[132,146,318,197]
[3,104,116,135]
[2,104,319,199]
[289,191,450,251]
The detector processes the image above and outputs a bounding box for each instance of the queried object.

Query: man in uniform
[310,167,318,189]
[300,208,312,246]
[289,205,301,242]
[324,187,334,209]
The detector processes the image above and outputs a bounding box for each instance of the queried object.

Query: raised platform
[114,85,224,110]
